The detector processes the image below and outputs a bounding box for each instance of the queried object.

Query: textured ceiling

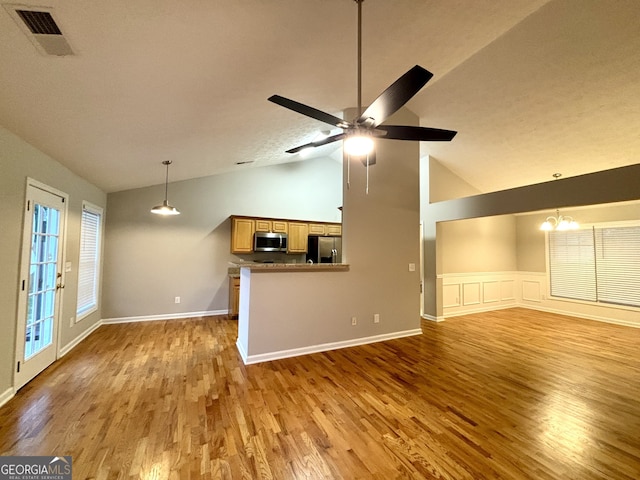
[0,0,638,193]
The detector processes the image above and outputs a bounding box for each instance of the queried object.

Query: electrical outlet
[175,296,181,304]
[351,316,357,326]
[408,263,416,272]
[374,313,380,323]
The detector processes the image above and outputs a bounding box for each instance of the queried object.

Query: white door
[15,181,67,390]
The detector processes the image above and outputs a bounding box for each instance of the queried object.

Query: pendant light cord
[164,162,169,202]
[356,0,363,118]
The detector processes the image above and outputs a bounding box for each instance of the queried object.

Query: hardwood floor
[1,308,639,479]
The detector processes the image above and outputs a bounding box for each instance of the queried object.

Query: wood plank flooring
[1,308,639,479]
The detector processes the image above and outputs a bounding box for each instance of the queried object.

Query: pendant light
[151,160,180,216]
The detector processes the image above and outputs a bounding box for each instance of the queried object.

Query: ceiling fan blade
[269,95,349,128]
[285,133,345,154]
[355,65,433,128]
[377,125,457,142]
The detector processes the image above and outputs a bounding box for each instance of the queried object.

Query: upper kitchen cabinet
[230,216,255,253]
[325,224,342,236]
[288,222,309,253]
[309,222,341,236]
[308,223,326,235]
[255,219,288,234]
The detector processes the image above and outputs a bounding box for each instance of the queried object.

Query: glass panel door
[15,182,67,390]
[25,203,60,358]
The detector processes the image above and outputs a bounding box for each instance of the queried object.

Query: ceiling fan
[268,0,457,161]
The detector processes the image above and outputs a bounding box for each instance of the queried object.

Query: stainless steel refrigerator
[307,236,342,264]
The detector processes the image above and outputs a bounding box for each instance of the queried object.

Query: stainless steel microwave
[254,232,288,252]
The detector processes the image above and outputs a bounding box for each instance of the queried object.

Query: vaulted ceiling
[1,0,638,193]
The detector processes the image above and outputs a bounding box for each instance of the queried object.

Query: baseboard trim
[240,328,423,365]
[522,305,640,329]
[421,314,443,322]
[59,320,103,358]
[0,387,15,409]
[102,309,228,324]
[442,303,517,319]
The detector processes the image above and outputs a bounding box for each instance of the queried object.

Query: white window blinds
[77,203,102,318]
[594,226,640,307]
[549,229,596,302]
[549,224,640,308]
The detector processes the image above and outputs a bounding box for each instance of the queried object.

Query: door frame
[14,177,69,390]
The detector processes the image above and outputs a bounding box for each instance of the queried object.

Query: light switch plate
[408,263,416,272]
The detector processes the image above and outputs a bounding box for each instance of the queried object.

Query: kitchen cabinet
[230,217,255,253]
[272,220,288,233]
[288,222,309,253]
[255,219,288,233]
[309,222,341,236]
[228,276,240,318]
[308,223,326,235]
[326,224,342,236]
[255,219,272,232]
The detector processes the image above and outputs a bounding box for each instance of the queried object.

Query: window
[548,223,640,308]
[77,202,102,319]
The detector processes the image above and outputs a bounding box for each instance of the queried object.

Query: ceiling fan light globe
[344,135,374,156]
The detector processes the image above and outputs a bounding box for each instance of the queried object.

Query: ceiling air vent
[4,5,74,56]
[16,10,62,35]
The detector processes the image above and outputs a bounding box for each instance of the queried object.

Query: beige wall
[423,160,640,318]
[103,157,342,319]
[437,215,517,275]
[0,126,106,396]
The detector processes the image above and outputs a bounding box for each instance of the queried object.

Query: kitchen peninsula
[235,262,351,365]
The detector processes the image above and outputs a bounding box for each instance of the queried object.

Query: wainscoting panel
[483,281,500,304]
[501,280,515,301]
[440,272,518,318]
[443,284,461,308]
[522,280,542,302]
[463,283,481,306]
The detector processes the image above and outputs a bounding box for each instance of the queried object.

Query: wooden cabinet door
[228,277,240,317]
[272,220,288,233]
[255,219,272,232]
[231,217,255,253]
[288,222,309,253]
[308,223,326,235]
[326,224,342,236]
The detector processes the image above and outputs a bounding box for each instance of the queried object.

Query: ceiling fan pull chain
[365,153,369,194]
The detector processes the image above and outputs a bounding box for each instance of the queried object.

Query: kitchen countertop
[230,262,349,273]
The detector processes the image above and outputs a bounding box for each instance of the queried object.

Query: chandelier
[540,209,578,231]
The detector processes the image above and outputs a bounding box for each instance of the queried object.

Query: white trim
[102,309,228,324]
[0,387,15,409]
[440,303,517,319]
[236,339,249,364]
[520,304,640,329]
[421,314,444,322]
[58,320,103,358]
[239,328,423,365]
[438,270,519,279]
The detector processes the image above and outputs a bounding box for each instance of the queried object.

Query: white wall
[0,125,106,397]
[103,157,343,319]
